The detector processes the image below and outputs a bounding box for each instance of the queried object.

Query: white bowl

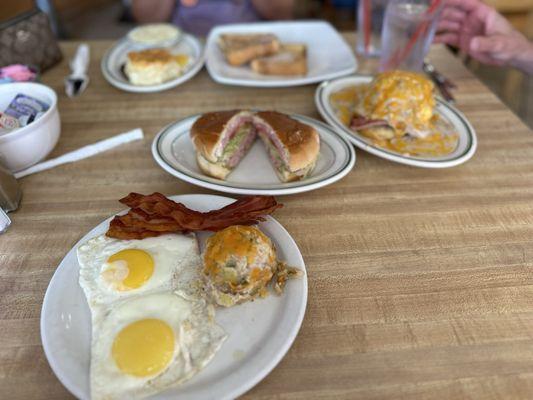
[0,82,60,172]
[127,23,182,49]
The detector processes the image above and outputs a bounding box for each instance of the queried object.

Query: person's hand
[435,0,533,74]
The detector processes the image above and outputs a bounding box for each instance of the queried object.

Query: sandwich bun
[190,110,320,182]
[255,111,320,173]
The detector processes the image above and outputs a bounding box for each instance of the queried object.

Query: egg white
[90,291,226,400]
[78,233,202,312]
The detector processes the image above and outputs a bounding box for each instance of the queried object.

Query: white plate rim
[315,75,478,168]
[205,20,358,87]
[151,113,356,195]
[101,34,205,93]
[40,193,308,400]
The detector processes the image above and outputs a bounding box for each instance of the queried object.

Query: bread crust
[190,110,251,163]
[196,153,232,180]
[251,56,307,76]
[218,34,280,66]
[255,111,320,172]
[127,49,174,66]
[250,44,307,76]
[125,48,182,85]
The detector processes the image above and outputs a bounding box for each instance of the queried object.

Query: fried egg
[78,233,201,310]
[90,291,226,400]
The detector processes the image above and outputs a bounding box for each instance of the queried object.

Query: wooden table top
[2,36,533,400]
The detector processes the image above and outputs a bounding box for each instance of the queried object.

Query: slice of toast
[250,43,307,76]
[218,33,280,66]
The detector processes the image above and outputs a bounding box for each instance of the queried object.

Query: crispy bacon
[106,192,282,240]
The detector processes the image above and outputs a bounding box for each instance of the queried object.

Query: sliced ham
[349,113,389,131]
[218,115,254,152]
[253,121,289,165]
[226,128,257,167]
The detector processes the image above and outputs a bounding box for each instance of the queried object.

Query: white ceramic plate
[205,21,357,87]
[152,113,356,195]
[41,194,307,400]
[101,34,204,93]
[315,76,477,168]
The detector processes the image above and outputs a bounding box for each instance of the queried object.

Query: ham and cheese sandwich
[190,110,320,182]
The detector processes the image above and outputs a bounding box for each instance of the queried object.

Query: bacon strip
[106,193,282,240]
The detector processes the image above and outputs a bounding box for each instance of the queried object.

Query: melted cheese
[374,128,459,157]
[329,71,459,157]
[359,71,435,136]
[329,85,364,126]
[203,225,274,277]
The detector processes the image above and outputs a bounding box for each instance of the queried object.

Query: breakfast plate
[205,21,358,87]
[101,34,204,93]
[315,75,477,168]
[41,194,307,400]
[152,113,356,195]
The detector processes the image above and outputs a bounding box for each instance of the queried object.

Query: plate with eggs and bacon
[315,71,477,168]
[41,193,306,400]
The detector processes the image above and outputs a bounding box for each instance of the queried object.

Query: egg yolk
[174,53,189,67]
[112,318,175,377]
[104,249,154,291]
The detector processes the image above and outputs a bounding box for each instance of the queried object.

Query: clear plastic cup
[379,0,443,71]
[356,0,390,57]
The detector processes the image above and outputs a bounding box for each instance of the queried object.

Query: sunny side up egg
[90,291,226,400]
[78,233,201,310]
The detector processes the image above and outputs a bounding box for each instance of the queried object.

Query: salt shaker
[0,157,22,212]
[0,208,11,234]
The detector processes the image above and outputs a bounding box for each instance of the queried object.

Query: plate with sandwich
[152,110,356,195]
[101,25,204,93]
[205,21,357,87]
[316,72,477,168]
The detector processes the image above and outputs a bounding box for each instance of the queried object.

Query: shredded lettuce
[222,125,250,159]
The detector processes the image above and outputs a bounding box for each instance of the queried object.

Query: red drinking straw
[363,0,372,53]
[383,0,442,70]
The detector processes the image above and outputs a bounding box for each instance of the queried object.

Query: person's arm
[472,35,533,75]
[131,0,176,23]
[251,0,294,20]
[434,0,533,75]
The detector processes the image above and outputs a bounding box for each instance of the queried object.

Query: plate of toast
[205,21,357,87]
[152,110,356,195]
[101,31,204,93]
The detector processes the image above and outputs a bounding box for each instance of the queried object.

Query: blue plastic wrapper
[4,94,49,123]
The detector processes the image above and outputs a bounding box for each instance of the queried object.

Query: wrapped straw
[363,0,372,53]
[14,128,144,178]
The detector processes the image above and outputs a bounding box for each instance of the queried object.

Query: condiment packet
[0,112,20,130]
[18,112,45,127]
[0,65,37,83]
[4,94,49,120]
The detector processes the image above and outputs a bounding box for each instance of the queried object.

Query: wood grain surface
[1,36,533,400]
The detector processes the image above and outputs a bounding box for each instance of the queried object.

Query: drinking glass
[379,0,443,71]
[356,0,390,57]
